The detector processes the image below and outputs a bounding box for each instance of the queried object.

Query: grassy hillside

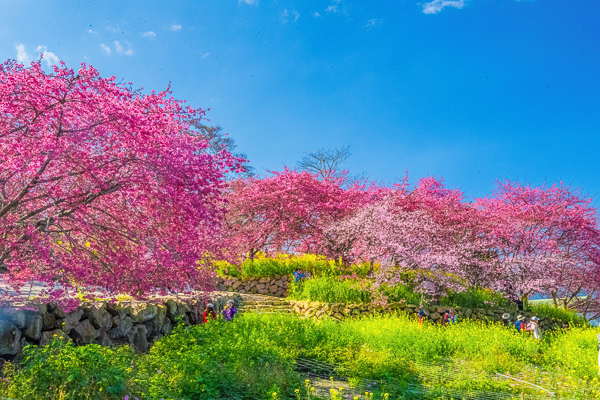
[2,313,599,399]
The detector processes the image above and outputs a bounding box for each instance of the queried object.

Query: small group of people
[416,304,543,339]
[417,305,457,326]
[293,268,311,283]
[202,299,237,323]
[508,313,543,339]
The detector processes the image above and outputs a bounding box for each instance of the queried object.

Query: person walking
[418,304,428,326]
[203,303,217,323]
[221,299,237,322]
[597,333,600,375]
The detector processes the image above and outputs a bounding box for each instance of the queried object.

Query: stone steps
[242,301,289,306]
[235,293,294,315]
[239,306,292,313]
[239,309,292,314]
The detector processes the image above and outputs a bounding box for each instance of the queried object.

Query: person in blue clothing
[445,308,457,325]
[515,315,526,332]
[293,268,307,283]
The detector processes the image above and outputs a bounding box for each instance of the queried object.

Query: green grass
[3,313,600,399]
[530,303,587,326]
[288,276,422,305]
[288,276,372,304]
[440,287,514,310]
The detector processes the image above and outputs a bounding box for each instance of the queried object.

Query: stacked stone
[290,300,568,331]
[290,300,407,321]
[0,295,239,359]
[216,275,289,297]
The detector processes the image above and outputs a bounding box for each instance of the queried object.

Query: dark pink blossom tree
[224,169,374,263]
[0,60,240,301]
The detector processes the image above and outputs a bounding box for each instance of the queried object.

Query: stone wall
[215,275,290,297]
[0,294,240,360]
[291,300,567,332]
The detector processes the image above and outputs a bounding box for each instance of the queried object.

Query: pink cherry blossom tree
[476,181,600,308]
[328,177,489,296]
[224,169,375,263]
[0,60,241,302]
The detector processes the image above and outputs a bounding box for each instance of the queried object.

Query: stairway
[236,294,293,314]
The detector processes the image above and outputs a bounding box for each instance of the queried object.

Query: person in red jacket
[203,303,216,323]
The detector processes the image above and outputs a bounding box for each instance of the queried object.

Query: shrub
[441,287,514,310]
[288,276,372,303]
[289,276,422,305]
[530,303,587,326]
[216,253,373,280]
[2,339,136,399]
[135,321,299,399]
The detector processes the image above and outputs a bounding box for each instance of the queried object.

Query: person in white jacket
[597,333,600,374]
[529,316,542,340]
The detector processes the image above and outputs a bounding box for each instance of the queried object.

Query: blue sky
[1,0,599,200]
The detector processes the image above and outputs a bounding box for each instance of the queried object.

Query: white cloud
[142,31,156,40]
[170,24,182,31]
[87,28,99,36]
[100,43,111,55]
[202,52,210,59]
[422,0,465,14]
[365,18,382,27]
[15,43,30,64]
[281,9,300,24]
[114,40,133,56]
[314,12,322,17]
[239,0,258,4]
[326,5,338,13]
[105,26,119,33]
[35,45,59,66]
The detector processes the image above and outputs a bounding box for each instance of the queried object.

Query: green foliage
[2,338,136,399]
[288,276,372,303]
[216,253,372,279]
[440,287,514,310]
[530,303,587,326]
[288,276,422,305]
[135,320,298,399]
[378,284,422,306]
[4,313,600,399]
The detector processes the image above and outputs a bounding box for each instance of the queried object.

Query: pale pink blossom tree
[477,181,600,308]
[328,177,490,296]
